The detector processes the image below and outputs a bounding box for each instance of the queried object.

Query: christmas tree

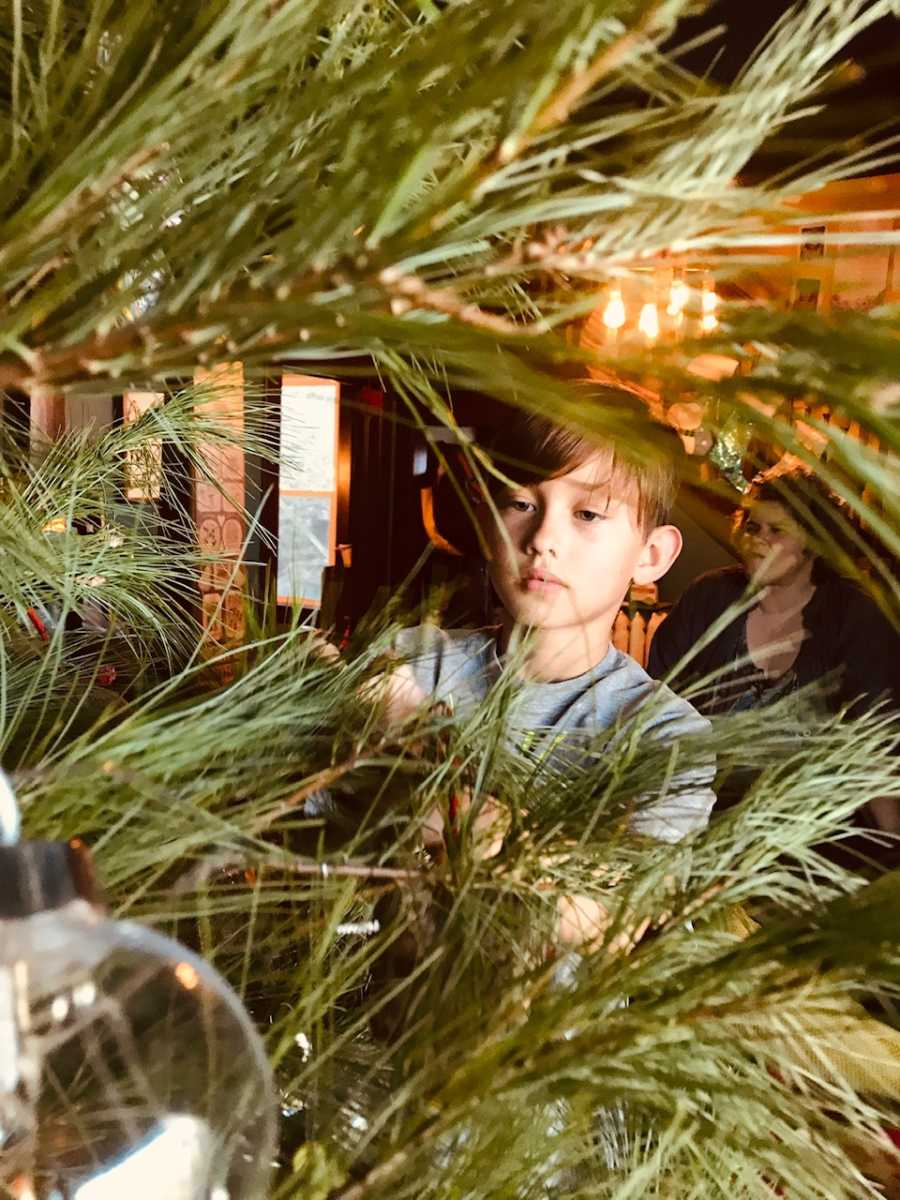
[3,1,900,1196]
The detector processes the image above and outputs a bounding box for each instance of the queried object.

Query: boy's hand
[424,791,510,859]
[555,893,650,954]
[454,791,510,859]
[362,663,429,725]
[304,631,341,664]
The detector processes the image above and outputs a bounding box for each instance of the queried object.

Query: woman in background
[649,464,900,833]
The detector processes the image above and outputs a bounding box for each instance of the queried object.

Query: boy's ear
[632,524,682,585]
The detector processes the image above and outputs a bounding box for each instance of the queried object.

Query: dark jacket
[648,565,900,717]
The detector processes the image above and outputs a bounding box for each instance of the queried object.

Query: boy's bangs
[484,384,681,533]
[492,417,664,532]
[501,420,597,485]
[581,443,645,510]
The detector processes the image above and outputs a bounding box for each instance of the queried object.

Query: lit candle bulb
[638,301,660,342]
[667,278,690,317]
[701,282,719,331]
[602,287,626,331]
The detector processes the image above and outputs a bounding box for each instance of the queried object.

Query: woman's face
[736,499,810,586]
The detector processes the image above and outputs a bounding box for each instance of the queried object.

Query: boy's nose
[525,511,558,557]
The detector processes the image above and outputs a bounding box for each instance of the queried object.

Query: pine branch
[5,3,900,1197]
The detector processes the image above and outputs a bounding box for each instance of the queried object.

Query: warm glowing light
[638,301,660,341]
[667,278,690,316]
[51,994,70,1023]
[700,281,719,331]
[702,284,719,314]
[602,288,626,330]
[174,961,200,991]
[72,981,97,1008]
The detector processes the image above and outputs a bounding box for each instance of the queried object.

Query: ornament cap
[0,838,102,918]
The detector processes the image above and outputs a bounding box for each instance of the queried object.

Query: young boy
[384,387,715,858]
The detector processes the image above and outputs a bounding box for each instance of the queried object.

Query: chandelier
[590,270,720,348]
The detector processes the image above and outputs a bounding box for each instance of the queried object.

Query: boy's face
[483,455,681,642]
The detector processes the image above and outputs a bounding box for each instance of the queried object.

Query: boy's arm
[626,695,716,843]
[559,697,715,949]
[628,760,716,844]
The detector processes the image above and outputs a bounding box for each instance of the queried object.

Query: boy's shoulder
[588,651,714,844]
[581,647,709,738]
[390,627,709,737]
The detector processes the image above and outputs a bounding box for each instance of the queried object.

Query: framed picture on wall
[120,391,164,501]
[791,225,833,312]
[276,374,340,607]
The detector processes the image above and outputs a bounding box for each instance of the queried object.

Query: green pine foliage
[3,1,900,1196]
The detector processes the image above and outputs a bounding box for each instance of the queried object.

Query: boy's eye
[504,497,535,514]
[743,520,760,535]
[575,509,605,523]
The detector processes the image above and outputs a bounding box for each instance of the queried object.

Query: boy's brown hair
[484,383,680,535]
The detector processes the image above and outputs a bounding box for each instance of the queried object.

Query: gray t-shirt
[394,626,715,844]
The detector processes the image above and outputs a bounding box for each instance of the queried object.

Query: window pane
[277,375,339,607]
[280,381,337,491]
[277,494,333,605]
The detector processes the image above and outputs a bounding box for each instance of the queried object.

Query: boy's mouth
[521,568,565,591]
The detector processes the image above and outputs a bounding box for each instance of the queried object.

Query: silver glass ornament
[0,773,276,1200]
